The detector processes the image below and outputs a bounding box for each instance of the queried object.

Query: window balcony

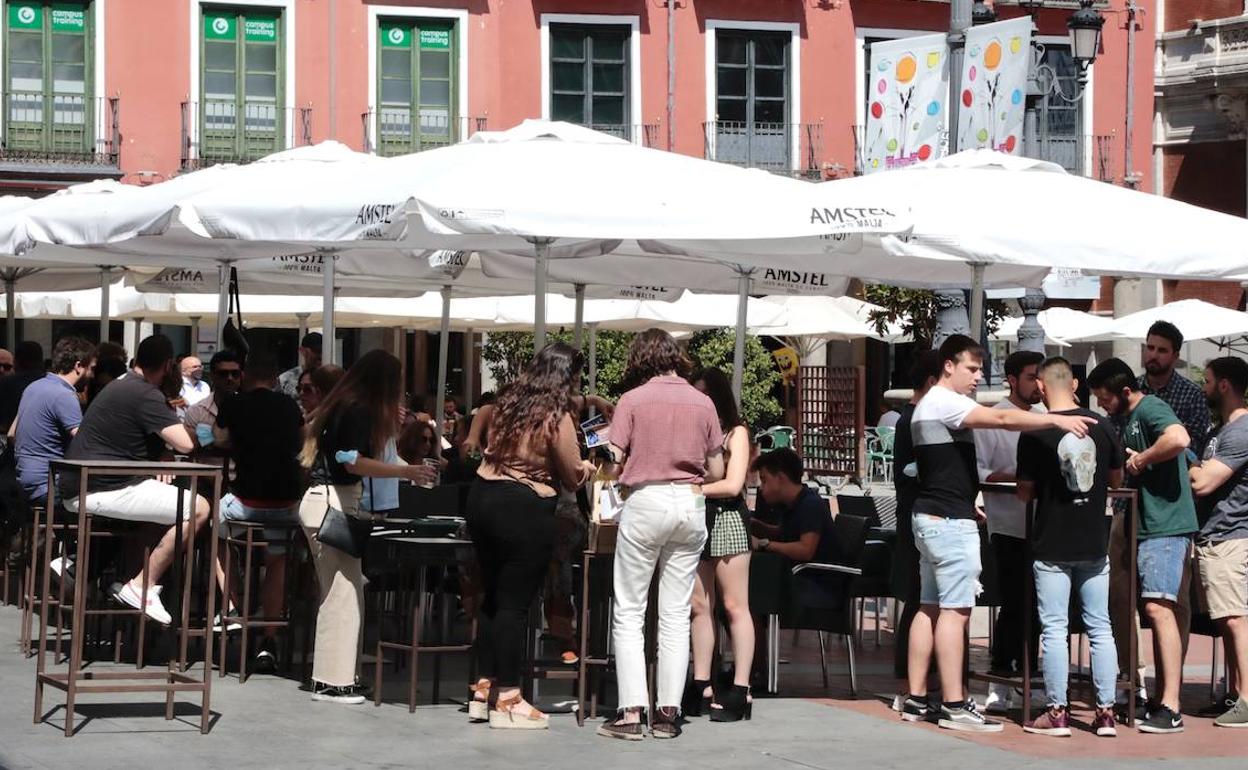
[181,100,312,170]
[580,123,661,148]
[703,121,824,179]
[362,112,486,156]
[0,93,120,179]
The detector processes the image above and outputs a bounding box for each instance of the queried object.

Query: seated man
[750,448,845,607]
[15,336,95,509]
[62,335,214,625]
[212,355,306,673]
[181,350,242,465]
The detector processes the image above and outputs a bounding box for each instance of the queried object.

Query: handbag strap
[228,266,243,328]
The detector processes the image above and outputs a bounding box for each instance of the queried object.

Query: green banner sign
[204,13,233,40]
[380,23,409,48]
[51,4,85,32]
[244,15,277,42]
[419,27,451,51]
[9,4,42,30]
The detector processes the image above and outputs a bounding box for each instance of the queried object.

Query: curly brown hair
[623,328,691,387]
[485,343,584,466]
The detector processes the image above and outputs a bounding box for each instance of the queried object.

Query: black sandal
[709,684,753,722]
[651,706,682,739]
[682,679,713,717]
[597,709,646,741]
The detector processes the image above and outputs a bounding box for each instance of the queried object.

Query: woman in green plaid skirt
[685,368,755,722]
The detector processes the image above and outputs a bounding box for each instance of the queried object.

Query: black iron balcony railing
[704,121,824,179]
[0,92,119,167]
[181,100,312,170]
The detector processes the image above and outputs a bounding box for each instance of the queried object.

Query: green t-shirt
[1123,395,1198,539]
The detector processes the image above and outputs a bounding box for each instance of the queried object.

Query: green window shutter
[5,1,92,157]
[376,17,457,155]
[200,6,284,164]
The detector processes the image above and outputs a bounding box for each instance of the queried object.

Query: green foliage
[862,286,1008,349]
[481,329,635,398]
[481,328,783,429]
[686,329,782,429]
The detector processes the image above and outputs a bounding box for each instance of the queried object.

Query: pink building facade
[0,0,1154,195]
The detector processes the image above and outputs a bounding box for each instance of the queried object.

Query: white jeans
[611,483,707,710]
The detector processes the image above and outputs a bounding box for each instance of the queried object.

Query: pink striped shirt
[611,375,724,486]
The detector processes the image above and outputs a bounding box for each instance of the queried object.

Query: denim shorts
[1137,535,1192,602]
[912,514,982,609]
[219,493,301,555]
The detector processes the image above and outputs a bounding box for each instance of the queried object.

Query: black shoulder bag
[220,266,250,363]
[313,434,374,558]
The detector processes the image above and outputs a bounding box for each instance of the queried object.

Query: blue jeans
[1033,557,1117,708]
[912,514,981,609]
[1138,535,1191,602]
[219,493,300,555]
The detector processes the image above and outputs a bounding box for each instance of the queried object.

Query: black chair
[764,513,870,696]
[836,495,882,528]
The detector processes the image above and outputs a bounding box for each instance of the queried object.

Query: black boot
[709,684,752,722]
[682,679,712,717]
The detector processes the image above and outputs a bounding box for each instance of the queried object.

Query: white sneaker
[110,581,172,625]
[212,606,242,633]
[985,683,1013,715]
[50,556,73,579]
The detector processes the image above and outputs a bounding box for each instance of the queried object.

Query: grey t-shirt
[1198,415,1248,543]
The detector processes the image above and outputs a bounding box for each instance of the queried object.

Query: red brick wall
[1165,0,1244,31]
[1163,279,1245,308]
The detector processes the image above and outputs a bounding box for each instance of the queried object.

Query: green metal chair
[865,427,895,483]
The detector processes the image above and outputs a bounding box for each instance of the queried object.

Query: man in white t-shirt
[974,350,1045,714]
[901,335,1096,734]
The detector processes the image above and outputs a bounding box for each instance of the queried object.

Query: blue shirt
[15,374,83,501]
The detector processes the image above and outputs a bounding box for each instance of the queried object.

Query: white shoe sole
[1096,727,1118,737]
[1214,720,1248,728]
[939,718,1005,733]
[1137,723,1184,734]
[900,711,930,723]
[110,583,171,625]
[468,701,489,722]
[1022,726,1071,737]
[311,693,365,705]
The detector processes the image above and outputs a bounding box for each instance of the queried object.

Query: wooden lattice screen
[796,365,864,479]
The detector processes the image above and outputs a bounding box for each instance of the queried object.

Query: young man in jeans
[1189,356,1248,728]
[902,335,1096,732]
[1017,357,1124,737]
[1088,357,1198,734]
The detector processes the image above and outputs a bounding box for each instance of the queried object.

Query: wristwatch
[756,538,770,552]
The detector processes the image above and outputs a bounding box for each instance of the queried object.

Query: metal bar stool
[33,459,223,737]
[372,534,475,713]
[216,519,303,681]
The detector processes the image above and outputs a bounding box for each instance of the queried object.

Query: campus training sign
[864,34,949,173]
[957,17,1032,155]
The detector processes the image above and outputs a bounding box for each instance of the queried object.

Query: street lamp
[971,0,997,26]
[1067,0,1105,78]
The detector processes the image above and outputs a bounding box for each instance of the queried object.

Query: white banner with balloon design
[957,17,1032,155]
[863,34,949,174]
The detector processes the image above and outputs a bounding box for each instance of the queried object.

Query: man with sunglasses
[182,350,243,464]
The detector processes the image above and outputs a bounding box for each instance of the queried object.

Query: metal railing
[0,92,119,167]
[703,121,824,179]
[362,112,486,156]
[582,123,661,148]
[181,100,312,170]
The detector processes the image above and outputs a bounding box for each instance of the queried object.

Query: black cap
[301,332,323,350]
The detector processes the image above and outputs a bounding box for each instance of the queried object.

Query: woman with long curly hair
[598,329,725,741]
[297,350,435,704]
[466,342,595,730]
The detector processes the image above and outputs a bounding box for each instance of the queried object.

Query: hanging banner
[864,34,949,174]
[957,17,1032,154]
